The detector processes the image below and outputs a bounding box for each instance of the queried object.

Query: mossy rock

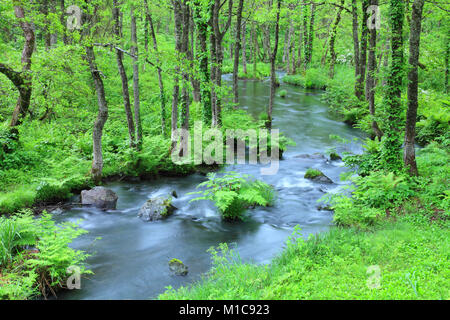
[329,152,342,161]
[279,90,287,98]
[305,169,333,184]
[138,195,176,221]
[169,258,188,276]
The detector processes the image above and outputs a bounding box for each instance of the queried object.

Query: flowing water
[56,74,365,300]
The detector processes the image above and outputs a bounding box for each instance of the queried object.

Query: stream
[55,74,365,300]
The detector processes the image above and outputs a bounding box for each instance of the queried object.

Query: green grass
[160,215,449,300]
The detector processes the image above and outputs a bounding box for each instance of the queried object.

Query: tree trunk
[60,0,69,44]
[233,0,245,105]
[329,1,344,79]
[113,0,135,148]
[242,22,247,74]
[381,0,405,171]
[172,0,183,143]
[8,6,35,128]
[267,0,281,129]
[193,0,212,126]
[189,13,201,102]
[357,0,369,100]
[351,0,361,98]
[131,6,142,150]
[180,0,190,132]
[445,32,449,93]
[404,0,425,176]
[305,1,316,69]
[144,0,166,137]
[367,0,383,139]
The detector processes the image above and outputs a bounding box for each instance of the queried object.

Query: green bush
[190,172,275,221]
[0,211,91,300]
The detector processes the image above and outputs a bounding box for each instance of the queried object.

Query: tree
[267,0,281,129]
[367,0,383,139]
[210,0,233,127]
[0,5,35,128]
[381,0,405,172]
[328,0,345,79]
[131,5,142,150]
[192,0,212,126]
[404,0,425,175]
[83,3,109,184]
[112,0,135,148]
[232,0,245,105]
[144,0,166,137]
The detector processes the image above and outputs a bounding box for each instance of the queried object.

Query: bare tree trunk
[267,0,281,129]
[131,6,142,149]
[404,0,425,176]
[233,0,245,105]
[211,0,233,126]
[367,0,383,139]
[180,0,190,132]
[83,5,109,184]
[6,6,35,128]
[113,0,135,148]
[144,0,166,137]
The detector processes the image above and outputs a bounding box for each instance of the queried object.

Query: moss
[329,152,342,161]
[279,90,287,98]
[304,168,324,179]
[161,197,173,217]
[169,258,183,265]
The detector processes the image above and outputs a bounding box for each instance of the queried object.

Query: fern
[189,172,275,221]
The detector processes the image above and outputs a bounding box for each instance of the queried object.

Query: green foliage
[0,211,90,299]
[283,67,328,89]
[160,218,450,300]
[278,89,287,98]
[189,172,275,221]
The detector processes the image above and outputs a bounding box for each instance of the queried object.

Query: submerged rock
[169,258,188,276]
[138,195,176,221]
[294,153,326,160]
[81,186,118,210]
[304,169,333,184]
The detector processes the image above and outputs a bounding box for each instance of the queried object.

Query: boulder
[169,258,188,276]
[138,195,176,221]
[304,169,333,184]
[329,152,342,161]
[294,153,326,160]
[81,187,118,210]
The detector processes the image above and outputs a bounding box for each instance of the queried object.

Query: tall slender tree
[404,0,425,175]
[381,0,405,171]
[267,0,281,129]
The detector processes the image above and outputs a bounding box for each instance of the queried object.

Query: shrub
[190,172,275,221]
[0,211,91,300]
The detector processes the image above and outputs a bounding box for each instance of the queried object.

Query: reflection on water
[56,76,365,300]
